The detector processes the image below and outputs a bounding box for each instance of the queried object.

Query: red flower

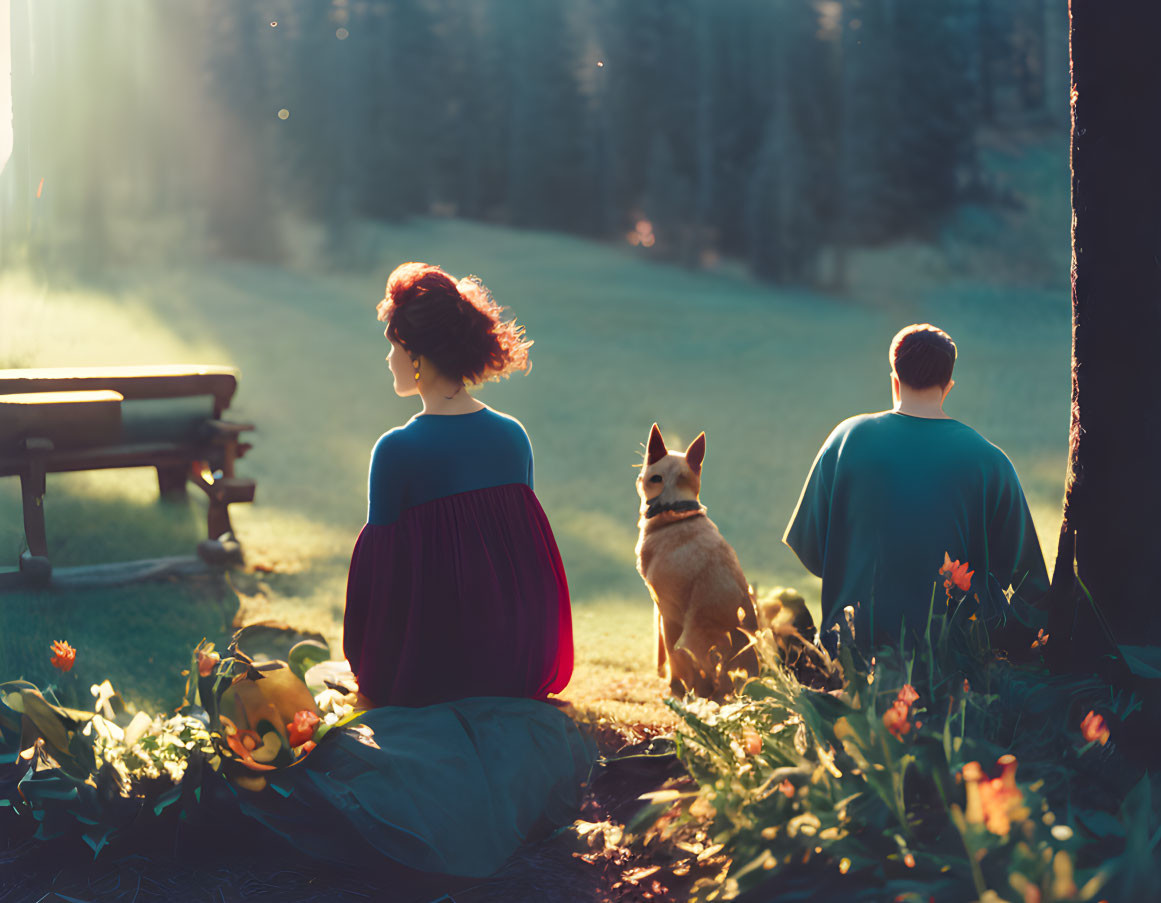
[197,650,221,677]
[1080,710,1110,746]
[50,640,76,672]
[287,709,321,748]
[883,685,920,741]
[939,552,974,596]
[883,701,912,740]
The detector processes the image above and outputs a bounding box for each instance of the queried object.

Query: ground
[0,136,1071,900]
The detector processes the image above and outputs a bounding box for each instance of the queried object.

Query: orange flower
[287,709,321,748]
[224,728,277,772]
[939,552,974,596]
[778,779,795,798]
[964,755,1028,836]
[882,684,920,740]
[883,700,912,740]
[1031,629,1050,650]
[197,650,221,677]
[1080,710,1110,746]
[50,640,76,672]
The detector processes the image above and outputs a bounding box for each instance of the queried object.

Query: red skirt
[342,483,574,707]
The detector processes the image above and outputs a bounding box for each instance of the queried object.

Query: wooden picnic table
[0,365,256,584]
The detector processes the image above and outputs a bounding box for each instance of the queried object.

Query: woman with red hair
[342,261,574,707]
[215,266,588,881]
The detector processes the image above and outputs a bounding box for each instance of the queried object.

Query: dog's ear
[685,432,706,475]
[647,423,668,464]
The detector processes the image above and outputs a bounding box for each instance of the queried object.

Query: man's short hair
[889,324,957,389]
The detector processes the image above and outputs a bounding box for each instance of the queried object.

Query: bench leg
[157,463,189,498]
[19,463,49,559]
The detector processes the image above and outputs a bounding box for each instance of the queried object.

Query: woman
[228,265,590,881]
[343,261,574,708]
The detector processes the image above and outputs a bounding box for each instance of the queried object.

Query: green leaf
[1119,645,1161,679]
[1074,808,1126,840]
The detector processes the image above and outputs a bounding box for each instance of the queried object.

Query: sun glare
[0,0,12,175]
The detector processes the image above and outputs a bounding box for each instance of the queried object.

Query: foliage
[4,0,1067,283]
[0,633,362,857]
[629,578,1158,902]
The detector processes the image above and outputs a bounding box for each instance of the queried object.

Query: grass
[0,140,1072,726]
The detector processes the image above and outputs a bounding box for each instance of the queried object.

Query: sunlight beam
[0,0,11,175]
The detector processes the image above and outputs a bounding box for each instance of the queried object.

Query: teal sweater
[784,411,1049,642]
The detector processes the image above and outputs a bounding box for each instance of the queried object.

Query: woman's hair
[889,323,957,389]
[376,262,532,384]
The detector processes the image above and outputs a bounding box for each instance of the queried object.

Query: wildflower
[961,761,985,825]
[197,650,220,677]
[883,701,912,740]
[1031,629,1049,650]
[778,779,795,799]
[50,640,76,672]
[965,755,1029,836]
[287,709,321,748]
[939,552,974,597]
[1080,710,1110,746]
[882,684,920,741]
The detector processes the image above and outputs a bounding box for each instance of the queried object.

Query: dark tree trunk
[1049,1,1161,670]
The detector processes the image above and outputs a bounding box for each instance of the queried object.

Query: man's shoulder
[824,411,893,446]
[944,420,1013,460]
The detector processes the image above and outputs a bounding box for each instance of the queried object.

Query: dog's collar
[644,499,706,520]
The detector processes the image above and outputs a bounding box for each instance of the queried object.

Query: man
[783,323,1049,648]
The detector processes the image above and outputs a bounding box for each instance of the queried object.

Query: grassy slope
[0,140,1071,723]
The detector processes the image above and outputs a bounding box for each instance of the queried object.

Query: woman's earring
[413,358,421,381]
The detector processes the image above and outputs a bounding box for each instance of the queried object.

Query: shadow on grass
[0,574,240,715]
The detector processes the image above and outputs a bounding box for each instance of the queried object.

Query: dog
[635,423,760,699]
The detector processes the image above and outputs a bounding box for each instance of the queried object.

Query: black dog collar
[645,499,706,520]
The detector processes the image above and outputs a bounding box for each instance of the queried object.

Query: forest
[2,0,1068,284]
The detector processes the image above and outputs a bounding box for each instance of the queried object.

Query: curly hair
[889,323,957,389]
[375,262,532,385]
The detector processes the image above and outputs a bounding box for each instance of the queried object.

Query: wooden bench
[0,366,256,584]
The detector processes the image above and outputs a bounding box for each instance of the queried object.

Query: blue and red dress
[343,406,574,707]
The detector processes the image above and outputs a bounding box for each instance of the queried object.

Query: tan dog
[635,424,760,699]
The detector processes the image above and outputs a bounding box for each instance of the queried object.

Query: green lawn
[0,140,1072,721]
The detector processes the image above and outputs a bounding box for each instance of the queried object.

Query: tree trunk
[1049,1,1161,669]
